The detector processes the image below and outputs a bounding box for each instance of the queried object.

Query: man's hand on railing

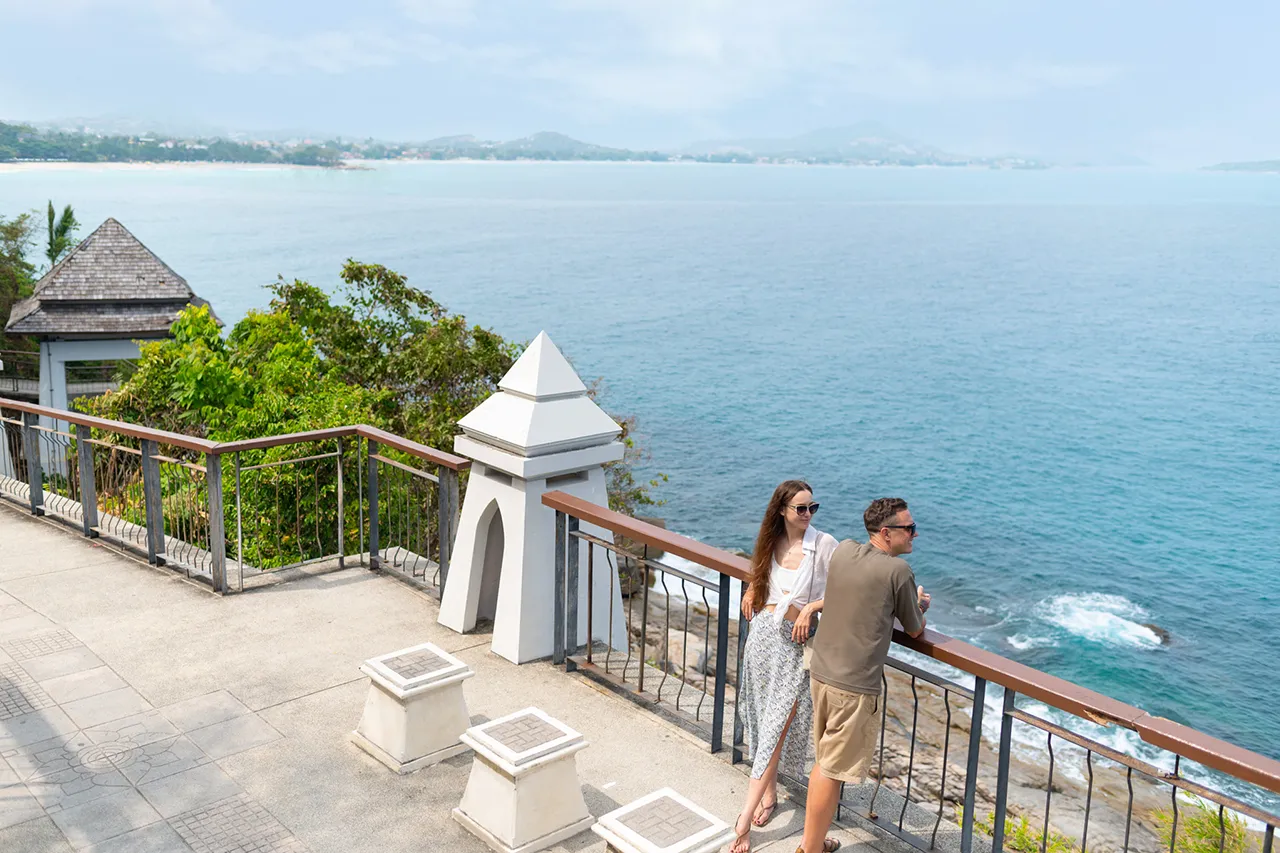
[917,584,931,613]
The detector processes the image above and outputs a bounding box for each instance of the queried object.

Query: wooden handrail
[540,488,1280,796]
[0,397,469,470]
[0,398,217,453]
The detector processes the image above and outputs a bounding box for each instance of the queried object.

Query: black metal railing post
[21,411,43,516]
[75,425,98,537]
[565,515,580,672]
[710,571,731,753]
[553,509,567,665]
[336,438,345,570]
[961,676,988,853]
[141,439,164,563]
[206,453,226,594]
[992,687,1017,853]
[732,607,749,765]
[366,439,380,570]
[438,467,459,591]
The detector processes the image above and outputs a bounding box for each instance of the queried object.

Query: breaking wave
[1036,593,1163,650]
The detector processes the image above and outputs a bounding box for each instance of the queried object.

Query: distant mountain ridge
[1205,159,1280,173]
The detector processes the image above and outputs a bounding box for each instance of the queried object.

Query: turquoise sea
[2,162,1277,791]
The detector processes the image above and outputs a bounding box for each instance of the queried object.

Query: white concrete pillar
[439,332,628,664]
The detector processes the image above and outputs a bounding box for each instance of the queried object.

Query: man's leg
[800,763,842,853]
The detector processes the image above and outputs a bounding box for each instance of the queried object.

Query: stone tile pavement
[0,500,910,853]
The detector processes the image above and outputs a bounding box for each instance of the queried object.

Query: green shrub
[1154,797,1251,853]
[957,806,1079,853]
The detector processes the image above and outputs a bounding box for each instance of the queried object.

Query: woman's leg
[752,705,795,824]
[732,702,800,853]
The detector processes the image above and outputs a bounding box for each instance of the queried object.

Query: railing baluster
[553,509,566,665]
[76,424,98,537]
[566,516,580,671]
[639,545,650,693]
[961,677,987,853]
[1123,767,1134,853]
[586,542,595,663]
[1263,824,1274,853]
[870,672,889,819]
[1082,750,1094,853]
[22,411,43,516]
[366,439,379,570]
[141,439,163,563]
[899,675,920,830]
[1042,733,1055,853]
[931,688,953,849]
[992,688,1017,853]
[1169,756,1181,853]
[335,439,344,569]
[710,572,730,753]
[207,452,226,594]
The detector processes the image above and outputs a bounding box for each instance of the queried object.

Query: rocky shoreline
[619,582,1258,853]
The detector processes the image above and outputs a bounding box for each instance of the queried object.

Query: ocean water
[2,162,1277,786]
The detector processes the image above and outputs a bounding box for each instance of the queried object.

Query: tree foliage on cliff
[87,260,662,513]
[0,212,38,350]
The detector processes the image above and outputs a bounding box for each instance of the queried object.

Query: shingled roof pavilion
[5,217,216,416]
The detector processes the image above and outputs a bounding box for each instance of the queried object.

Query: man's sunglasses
[884,523,917,535]
[789,503,820,515]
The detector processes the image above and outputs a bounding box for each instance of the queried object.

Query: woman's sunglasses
[788,503,820,515]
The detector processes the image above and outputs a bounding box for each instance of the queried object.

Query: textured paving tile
[82,819,192,853]
[0,629,83,661]
[170,793,307,853]
[0,707,79,750]
[0,814,75,852]
[382,648,451,680]
[49,787,163,849]
[484,713,563,754]
[186,714,280,761]
[0,662,57,721]
[86,710,181,749]
[19,647,105,683]
[39,667,128,705]
[0,781,45,830]
[158,692,250,734]
[62,687,153,729]
[616,795,713,849]
[138,763,241,819]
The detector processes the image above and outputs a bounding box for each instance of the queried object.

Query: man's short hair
[864,498,909,534]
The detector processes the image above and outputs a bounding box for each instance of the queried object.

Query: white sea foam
[1036,593,1163,650]
[1007,633,1057,651]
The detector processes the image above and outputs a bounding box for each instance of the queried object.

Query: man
[797,498,930,853]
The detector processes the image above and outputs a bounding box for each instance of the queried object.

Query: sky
[1,0,1278,167]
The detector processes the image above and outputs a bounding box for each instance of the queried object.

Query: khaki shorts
[811,679,881,783]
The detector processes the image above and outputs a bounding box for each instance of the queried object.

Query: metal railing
[543,490,1280,853]
[0,350,131,400]
[0,397,466,598]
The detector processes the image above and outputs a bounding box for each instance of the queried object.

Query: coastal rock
[1140,623,1171,644]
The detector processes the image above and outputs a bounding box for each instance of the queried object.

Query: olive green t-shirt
[810,540,924,695]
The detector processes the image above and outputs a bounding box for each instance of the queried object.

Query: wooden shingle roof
[5,218,217,339]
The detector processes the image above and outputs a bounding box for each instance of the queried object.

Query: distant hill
[684,124,1045,168]
[1206,160,1280,173]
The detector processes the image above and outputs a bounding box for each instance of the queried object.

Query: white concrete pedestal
[453,707,592,853]
[592,789,733,853]
[350,642,474,773]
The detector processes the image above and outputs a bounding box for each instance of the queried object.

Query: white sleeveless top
[764,526,836,612]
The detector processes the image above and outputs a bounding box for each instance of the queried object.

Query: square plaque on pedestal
[453,707,593,853]
[351,642,474,773]
[592,789,733,853]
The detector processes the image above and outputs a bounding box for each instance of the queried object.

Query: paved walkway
[0,502,901,853]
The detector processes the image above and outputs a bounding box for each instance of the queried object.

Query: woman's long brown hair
[748,479,813,612]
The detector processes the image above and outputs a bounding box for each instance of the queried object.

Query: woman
[732,480,840,853]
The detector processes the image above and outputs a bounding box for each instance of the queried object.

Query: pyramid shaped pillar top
[498,332,587,401]
[456,331,623,475]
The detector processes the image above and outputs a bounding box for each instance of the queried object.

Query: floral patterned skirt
[739,609,813,779]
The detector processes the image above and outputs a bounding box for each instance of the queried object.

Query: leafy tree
[0,212,38,350]
[45,201,79,266]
